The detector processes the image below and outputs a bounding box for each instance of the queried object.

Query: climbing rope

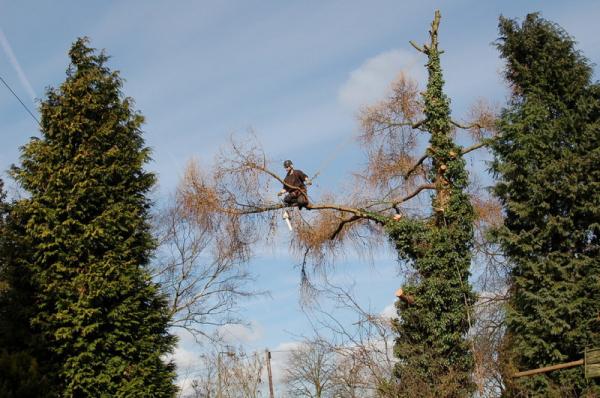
[308,134,355,183]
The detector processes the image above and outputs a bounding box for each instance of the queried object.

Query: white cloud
[167,331,203,397]
[269,341,305,384]
[0,26,37,101]
[381,302,397,319]
[172,344,199,370]
[338,49,425,111]
[218,321,264,344]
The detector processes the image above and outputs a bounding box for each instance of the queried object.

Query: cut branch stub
[395,288,415,305]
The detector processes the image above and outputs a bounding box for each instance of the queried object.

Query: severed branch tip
[409,40,425,53]
[395,288,415,305]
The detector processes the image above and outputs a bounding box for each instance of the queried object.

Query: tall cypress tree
[493,14,600,396]
[11,38,177,397]
[0,179,50,397]
[388,12,476,396]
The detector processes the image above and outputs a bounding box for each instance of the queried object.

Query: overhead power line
[0,74,40,126]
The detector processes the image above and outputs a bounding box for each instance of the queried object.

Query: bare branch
[461,141,488,155]
[390,183,436,207]
[298,280,400,396]
[409,40,424,53]
[450,120,482,130]
[459,98,501,145]
[402,152,429,180]
[329,215,361,240]
[283,338,337,398]
[152,190,261,342]
[358,73,426,190]
[245,161,306,193]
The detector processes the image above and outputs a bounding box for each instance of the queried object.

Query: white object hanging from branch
[282,210,292,231]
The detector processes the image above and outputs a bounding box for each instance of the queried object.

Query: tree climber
[277,159,311,209]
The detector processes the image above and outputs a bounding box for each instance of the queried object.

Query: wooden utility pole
[265,349,275,398]
[217,352,223,398]
[217,348,235,398]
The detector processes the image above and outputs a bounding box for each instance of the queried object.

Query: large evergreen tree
[0,178,49,397]
[493,14,600,396]
[10,38,177,397]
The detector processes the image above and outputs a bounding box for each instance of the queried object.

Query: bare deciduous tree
[153,190,260,342]
[299,281,399,397]
[470,192,510,397]
[284,338,337,398]
[181,347,264,398]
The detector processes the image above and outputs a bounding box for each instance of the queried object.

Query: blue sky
[2,0,599,393]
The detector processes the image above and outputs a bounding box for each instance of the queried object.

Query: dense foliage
[7,38,177,397]
[388,13,476,396]
[1,179,51,397]
[493,13,600,396]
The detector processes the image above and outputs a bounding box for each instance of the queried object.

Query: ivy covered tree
[387,12,477,396]
[10,38,177,397]
[179,11,493,396]
[493,14,600,396]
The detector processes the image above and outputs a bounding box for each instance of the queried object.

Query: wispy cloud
[338,48,426,112]
[218,321,265,344]
[0,26,36,101]
[380,301,397,319]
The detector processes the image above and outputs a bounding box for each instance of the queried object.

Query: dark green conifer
[11,38,177,397]
[0,179,50,397]
[493,13,600,396]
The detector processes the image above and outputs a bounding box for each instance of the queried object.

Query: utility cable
[0,74,40,126]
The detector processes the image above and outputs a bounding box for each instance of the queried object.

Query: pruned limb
[395,288,415,305]
[429,10,441,49]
